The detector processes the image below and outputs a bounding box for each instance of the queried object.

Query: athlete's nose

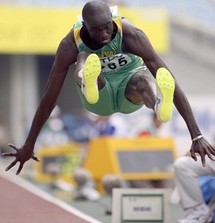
[99,29,109,41]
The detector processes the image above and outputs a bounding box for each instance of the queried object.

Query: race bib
[100,53,132,73]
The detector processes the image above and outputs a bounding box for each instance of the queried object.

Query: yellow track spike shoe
[82,54,101,104]
[155,67,175,122]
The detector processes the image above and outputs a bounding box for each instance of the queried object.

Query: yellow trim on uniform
[73,17,122,48]
[113,17,122,33]
[73,26,82,47]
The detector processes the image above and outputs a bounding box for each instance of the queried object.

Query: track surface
[0,174,100,223]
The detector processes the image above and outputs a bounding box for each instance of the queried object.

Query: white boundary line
[0,172,102,223]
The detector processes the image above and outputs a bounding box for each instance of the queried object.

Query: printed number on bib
[100,53,132,73]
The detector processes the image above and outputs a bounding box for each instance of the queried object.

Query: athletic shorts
[76,67,146,116]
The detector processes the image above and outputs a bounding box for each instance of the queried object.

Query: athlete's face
[84,14,113,46]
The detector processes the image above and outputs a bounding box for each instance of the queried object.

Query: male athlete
[3,1,215,176]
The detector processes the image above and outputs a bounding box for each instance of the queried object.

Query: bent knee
[127,72,154,93]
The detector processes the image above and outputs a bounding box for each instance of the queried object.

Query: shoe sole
[156,67,175,122]
[83,54,101,104]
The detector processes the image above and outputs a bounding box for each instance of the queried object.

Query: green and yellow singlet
[73,17,143,78]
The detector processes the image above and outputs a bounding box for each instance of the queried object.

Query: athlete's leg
[125,67,175,122]
[125,70,156,108]
[74,52,105,104]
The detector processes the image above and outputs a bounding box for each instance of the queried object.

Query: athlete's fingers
[32,155,40,162]
[16,163,24,175]
[208,146,215,156]
[5,160,17,171]
[2,152,16,157]
[8,144,18,152]
[206,146,215,161]
[200,154,206,167]
[190,150,197,162]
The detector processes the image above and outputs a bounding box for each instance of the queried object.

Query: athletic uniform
[73,17,145,116]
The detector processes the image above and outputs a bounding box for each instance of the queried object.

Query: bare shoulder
[121,18,157,60]
[121,19,147,51]
[121,18,145,39]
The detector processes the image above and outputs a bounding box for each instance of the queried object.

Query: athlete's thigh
[75,82,115,116]
[117,70,144,113]
[125,67,156,104]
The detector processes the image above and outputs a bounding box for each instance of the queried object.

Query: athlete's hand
[190,137,215,167]
[2,144,39,175]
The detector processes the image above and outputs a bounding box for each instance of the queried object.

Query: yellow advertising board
[84,136,177,182]
[84,136,176,193]
[0,6,80,54]
[0,6,169,54]
[34,143,82,183]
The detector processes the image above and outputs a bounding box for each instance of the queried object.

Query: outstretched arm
[172,83,215,166]
[3,32,79,174]
[122,21,215,165]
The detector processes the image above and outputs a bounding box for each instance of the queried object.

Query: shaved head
[81,1,114,46]
[82,1,112,26]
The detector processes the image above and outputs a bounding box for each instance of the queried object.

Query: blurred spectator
[36,106,69,148]
[87,113,116,136]
[69,112,118,202]
[101,174,127,215]
[73,167,101,201]
[61,110,98,143]
[134,112,168,188]
[173,151,215,223]
[139,112,163,136]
